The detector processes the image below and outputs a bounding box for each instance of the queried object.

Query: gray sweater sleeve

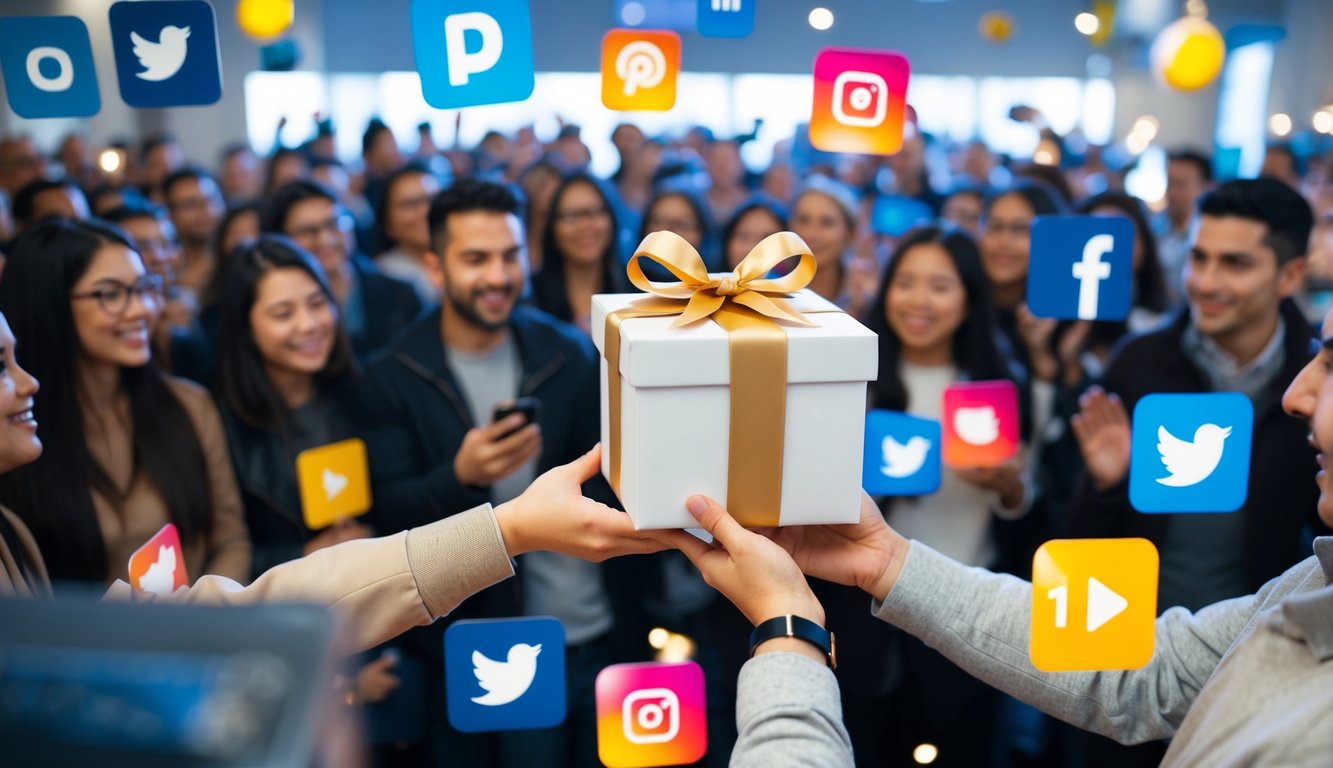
[731,653,853,767]
[874,541,1274,745]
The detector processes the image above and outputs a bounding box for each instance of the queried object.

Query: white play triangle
[1086,576,1128,632]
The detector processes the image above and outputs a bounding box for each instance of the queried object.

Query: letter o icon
[26,46,74,93]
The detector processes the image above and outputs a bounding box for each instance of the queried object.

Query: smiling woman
[0,218,251,587]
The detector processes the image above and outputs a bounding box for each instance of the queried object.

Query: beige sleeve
[169,377,252,583]
[103,504,515,654]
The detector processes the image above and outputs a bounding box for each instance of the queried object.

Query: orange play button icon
[1030,538,1158,672]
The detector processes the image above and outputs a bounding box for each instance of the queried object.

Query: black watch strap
[749,614,836,669]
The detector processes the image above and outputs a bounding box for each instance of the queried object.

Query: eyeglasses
[392,194,433,212]
[555,206,610,225]
[70,275,164,316]
[289,213,354,241]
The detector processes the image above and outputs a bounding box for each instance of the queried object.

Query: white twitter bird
[882,435,931,478]
[137,544,179,595]
[1156,423,1232,487]
[471,643,542,706]
[132,25,191,82]
[953,405,1001,446]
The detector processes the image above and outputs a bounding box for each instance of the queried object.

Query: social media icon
[109,1,222,108]
[1129,393,1253,513]
[1027,215,1135,322]
[296,438,372,530]
[810,48,910,156]
[863,410,941,496]
[128,523,189,595]
[696,0,755,38]
[411,0,534,109]
[0,16,101,118]
[444,617,565,732]
[601,29,680,112]
[1030,538,1158,671]
[941,380,1019,468]
[596,661,707,767]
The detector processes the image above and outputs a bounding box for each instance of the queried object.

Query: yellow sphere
[237,0,294,40]
[1151,16,1225,92]
[978,11,1016,44]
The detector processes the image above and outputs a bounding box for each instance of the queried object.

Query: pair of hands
[495,446,910,640]
[1015,303,1095,388]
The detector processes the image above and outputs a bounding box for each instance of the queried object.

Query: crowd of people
[0,113,1329,767]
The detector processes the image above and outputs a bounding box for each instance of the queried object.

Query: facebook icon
[697,0,756,38]
[1027,215,1134,322]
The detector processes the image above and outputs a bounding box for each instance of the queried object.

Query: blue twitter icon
[863,410,942,496]
[444,617,566,733]
[109,0,222,108]
[0,16,101,118]
[1129,393,1253,513]
[1028,215,1135,322]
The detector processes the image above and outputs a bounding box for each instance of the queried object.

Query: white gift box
[591,289,878,529]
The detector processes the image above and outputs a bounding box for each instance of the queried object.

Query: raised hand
[1070,386,1132,490]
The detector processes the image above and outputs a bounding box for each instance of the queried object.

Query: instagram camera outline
[622,687,680,744]
[831,70,887,127]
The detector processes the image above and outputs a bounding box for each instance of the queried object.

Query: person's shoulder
[162,373,211,406]
[355,255,417,294]
[513,304,595,355]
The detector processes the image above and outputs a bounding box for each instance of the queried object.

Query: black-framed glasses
[70,275,165,316]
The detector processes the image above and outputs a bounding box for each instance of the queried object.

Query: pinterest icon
[601,28,680,111]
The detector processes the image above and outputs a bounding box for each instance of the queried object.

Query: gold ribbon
[604,231,818,527]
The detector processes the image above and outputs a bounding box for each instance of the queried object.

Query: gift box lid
[591,289,878,388]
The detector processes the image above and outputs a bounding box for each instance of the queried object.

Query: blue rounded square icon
[0,16,101,119]
[411,0,535,109]
[444,616,566,733]
[1129,393,1253,514]
[109,0,222,108]
[1028,215,1134,322]
[697,0,756,38]
[863,410,942,496]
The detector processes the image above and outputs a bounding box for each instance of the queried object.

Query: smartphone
[492,397,541,438]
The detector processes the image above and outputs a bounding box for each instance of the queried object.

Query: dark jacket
[1068,300,1329,595]
[349,255,423,361]
[359,305,653,648]
[216,386,362,580]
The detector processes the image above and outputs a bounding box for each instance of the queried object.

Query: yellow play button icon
[1030,538,1158,672]
[296,438,372,530]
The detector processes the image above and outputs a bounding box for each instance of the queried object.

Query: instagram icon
[596,661,706,767]
[810,47,910,155]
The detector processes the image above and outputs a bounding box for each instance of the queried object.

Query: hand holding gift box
[592,230,877,529]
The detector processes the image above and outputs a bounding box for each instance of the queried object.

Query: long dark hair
[638,188,715,265]
[532,172,623,323]
[866,225,1012,411]
[373,161,434,255]
[217,236,356,430]
[1076,192,1171,314]
[0,218,211,583]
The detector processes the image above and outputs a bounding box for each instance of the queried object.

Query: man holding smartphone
[360,179,642,768]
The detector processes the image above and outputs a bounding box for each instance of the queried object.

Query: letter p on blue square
[444,616,566,733]
[1027,215,1134,322]
[697,0,756,38]
[0,16,100,118]
[109,0,223,108]
[411,0,535,109]
[1129,393,1253,514]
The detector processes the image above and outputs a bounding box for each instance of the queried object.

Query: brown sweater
[84,376,251,585]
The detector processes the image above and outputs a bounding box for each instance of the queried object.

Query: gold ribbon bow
[604,230,821,527]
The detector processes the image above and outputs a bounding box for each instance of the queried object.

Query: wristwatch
[749,614,836,669]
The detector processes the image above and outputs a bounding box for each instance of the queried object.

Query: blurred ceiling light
[1315,109,1333,135]
[97,148,122,174]
[620,1,646,26]
[1269,113,1292,137]
[653,630,697,663]
[809,7,834,31]
[1033,138,1061,166]
[1126,132,1151,155]
[1131,114,1159,141]
[647,627,669,650]
[913,743,940,764]
[1075,12,1101,36]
